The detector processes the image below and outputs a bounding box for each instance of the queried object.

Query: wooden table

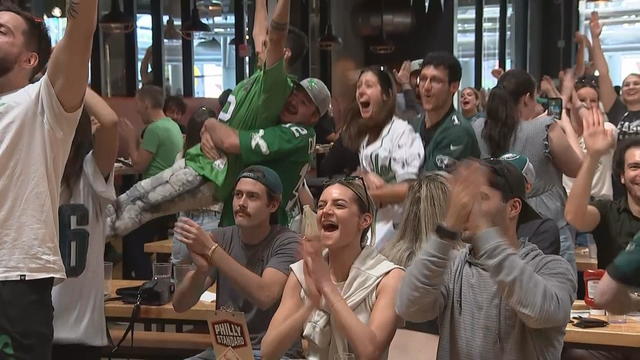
[565,300,640,348]
[576,248,598,272]
[144,239,173,255]
[105,280,215,322]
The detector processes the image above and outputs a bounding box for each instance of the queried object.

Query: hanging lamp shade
[369,0,394,54]
[197,0,224,17]
[99,0,134,34]
[319,21,342,50]
[196,37,222,53]
[181,3,211,40]
[369,36,395,54]
[164,17,182,40]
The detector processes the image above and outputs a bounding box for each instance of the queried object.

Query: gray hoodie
[396,228,576,360]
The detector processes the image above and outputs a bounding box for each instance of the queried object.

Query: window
[579,0,640,86]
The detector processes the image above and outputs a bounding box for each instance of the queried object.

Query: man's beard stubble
[0,53,18,79]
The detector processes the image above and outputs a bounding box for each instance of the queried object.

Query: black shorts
[0,278,54,360]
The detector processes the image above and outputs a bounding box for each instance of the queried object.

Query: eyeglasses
[322,175,373,213]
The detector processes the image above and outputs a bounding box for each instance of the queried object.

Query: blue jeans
[172,209,221,265]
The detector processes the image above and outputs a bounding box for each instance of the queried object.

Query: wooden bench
[105,328,211,359]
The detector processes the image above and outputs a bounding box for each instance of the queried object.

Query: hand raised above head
[590,11,603,39]
[394,60,411,86]
[582,106,615,158]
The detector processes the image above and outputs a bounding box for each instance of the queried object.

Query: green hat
[236,165,283,195]
[498,153,536,185]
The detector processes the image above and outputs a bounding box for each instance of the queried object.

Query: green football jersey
[220,123,316,226]
[184,59,293,200]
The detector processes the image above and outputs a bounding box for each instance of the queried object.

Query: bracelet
[207,243,219,263]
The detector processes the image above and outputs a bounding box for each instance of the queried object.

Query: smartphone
[547,97,563,119]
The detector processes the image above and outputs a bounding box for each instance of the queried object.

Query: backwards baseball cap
[498,153,536,185]
[484,159,541,225]
[235,165,283,196]
[296,78,331,117]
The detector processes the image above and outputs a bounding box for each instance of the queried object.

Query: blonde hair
[381,172,459,267]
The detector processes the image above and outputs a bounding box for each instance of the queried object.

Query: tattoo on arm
[270,20,288,33]
[66,0,80,19]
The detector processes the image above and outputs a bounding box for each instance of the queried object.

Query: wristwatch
[435,223,461,241]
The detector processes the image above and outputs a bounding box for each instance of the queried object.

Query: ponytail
[482,86,519,157]
[481,69,536,157]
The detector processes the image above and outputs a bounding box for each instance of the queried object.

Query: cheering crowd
[0,0,639,359]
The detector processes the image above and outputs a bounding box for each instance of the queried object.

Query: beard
[0,53,18,78]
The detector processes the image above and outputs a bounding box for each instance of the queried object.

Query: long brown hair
[62,109,93,193]
[342,66,397,151]
[481,69,536,157]
[184,107,216,152]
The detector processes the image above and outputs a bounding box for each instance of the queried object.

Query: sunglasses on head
[322,175,373,213]
[576,76,599,89]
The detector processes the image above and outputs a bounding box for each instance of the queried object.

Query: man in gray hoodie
[396,159,576,360]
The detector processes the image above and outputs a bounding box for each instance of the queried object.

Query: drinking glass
[104,261,113,296]
[153,262,172,280]
[174,264,194,286]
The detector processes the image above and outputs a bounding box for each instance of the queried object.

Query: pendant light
[369,0,395,54]
[181,0,212,40]
[99,0,135,34]
[319,1,342,50]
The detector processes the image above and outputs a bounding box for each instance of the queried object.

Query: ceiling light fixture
[99,0,135,34]
[181,0,212,40]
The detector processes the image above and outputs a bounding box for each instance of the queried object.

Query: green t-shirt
[185,59,293,200]
[607,231,640,288]
[219,123,316,226]
[141,117,183,179]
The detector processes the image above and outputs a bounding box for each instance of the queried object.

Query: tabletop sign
[208,310,254,360]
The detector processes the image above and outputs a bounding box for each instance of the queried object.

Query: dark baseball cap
[483,159,541,225]
[235,165,283,196]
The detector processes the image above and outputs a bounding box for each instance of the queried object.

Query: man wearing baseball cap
[397,159,576,360]
[173,165,302,359]
[106,0,329,237]
[498,153,561,255]
[203,77,331,227]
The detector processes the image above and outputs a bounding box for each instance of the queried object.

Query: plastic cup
[104,261,113,296]
[587,235,598,259]
[174,264,194,286]
[607,312,627,324]
[153,262,172,280]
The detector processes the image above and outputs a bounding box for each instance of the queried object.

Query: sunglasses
[576,76,599,89]
[322,175,373,213]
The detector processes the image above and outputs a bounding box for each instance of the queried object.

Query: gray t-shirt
[210,225,301,356]
[473,116,568,228]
